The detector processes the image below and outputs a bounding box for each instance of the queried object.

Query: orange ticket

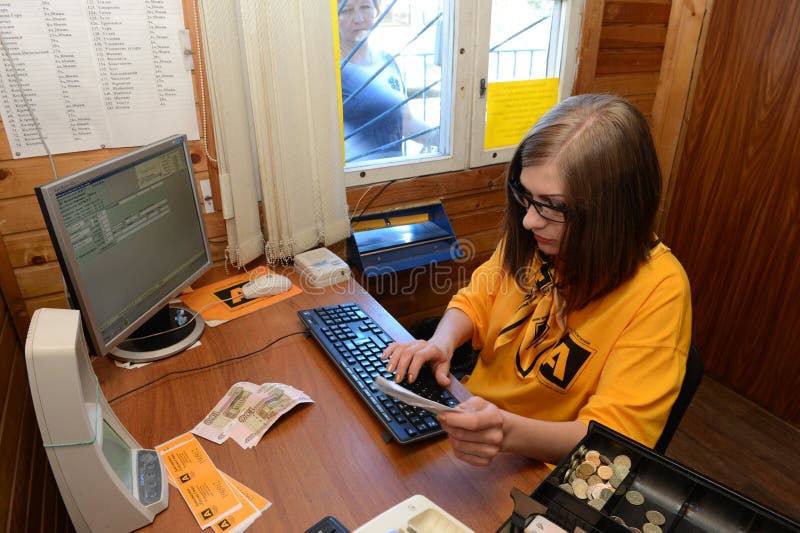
[209,472,271,532]
[155,434,242,529]
[222,472,272,513]
[209,486,259,533]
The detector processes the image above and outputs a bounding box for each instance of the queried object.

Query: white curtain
[199,0,350,267]
[196,0,263,268]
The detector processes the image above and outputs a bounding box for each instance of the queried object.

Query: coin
[577,461,596,478]
[613,464,630,478]
[645,510,666,525]
[597,465,614,480]
[588,498,605,510]
[571,478,589,500]
[642,524,662,533]
[559,482,574,495]
[585,449,601,467]
[614,454,632,469]
[625,490,645,505]
[587,474,603,487]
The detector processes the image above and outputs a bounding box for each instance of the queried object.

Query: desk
[92,269,550,532]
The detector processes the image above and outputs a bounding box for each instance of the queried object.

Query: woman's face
[518,163,567,256]
[339,0,377,46]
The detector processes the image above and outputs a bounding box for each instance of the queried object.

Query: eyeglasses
[507,177,568,223]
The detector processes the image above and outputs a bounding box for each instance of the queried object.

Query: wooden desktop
[91,269,550,532]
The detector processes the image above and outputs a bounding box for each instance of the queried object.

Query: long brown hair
[502,94,661,312]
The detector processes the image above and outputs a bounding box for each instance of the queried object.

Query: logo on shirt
[536,334,592,391]
[515,317,549,377]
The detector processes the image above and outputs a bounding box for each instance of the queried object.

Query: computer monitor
[36,134,212,362]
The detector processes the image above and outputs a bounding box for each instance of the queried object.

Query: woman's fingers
[381,339,444,383]
[438,397,505,466]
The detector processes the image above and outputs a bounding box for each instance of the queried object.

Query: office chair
[654,345,703,454]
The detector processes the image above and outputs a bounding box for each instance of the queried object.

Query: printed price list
[0,0,198,158]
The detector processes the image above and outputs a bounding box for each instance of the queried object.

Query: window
[334,0,584,186]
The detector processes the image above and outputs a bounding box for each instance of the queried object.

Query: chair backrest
[654,345,703,453]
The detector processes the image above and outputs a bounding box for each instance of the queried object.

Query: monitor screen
[36,135,212,361]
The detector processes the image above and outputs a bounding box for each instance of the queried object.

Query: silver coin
[645,510,666,525]
[587,474,603,487]
[588,498,605,510]
[625,489,645,505]
[571,477,589,500]
[559,482,574,495]
[614,454,632,469]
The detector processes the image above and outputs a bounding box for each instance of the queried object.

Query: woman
[383,94,692,465]
[338,0,434,162]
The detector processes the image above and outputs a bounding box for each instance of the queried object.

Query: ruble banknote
[192,382,261,444]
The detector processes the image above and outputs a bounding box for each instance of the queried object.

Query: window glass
[488,0,558,82]
[337,0,445,167]
[470,0,574,166]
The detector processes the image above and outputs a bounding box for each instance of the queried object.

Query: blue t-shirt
[341,50,406,161]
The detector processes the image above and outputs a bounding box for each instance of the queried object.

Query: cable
[124,295,235,342]
[353,179,396,220]
[192,0,218,165]
[108,330,308,404]
[0,34,58,180]
[349,184,376,220]
[125,269,268,342]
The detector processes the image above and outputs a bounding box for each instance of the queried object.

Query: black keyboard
[298,302,459,444]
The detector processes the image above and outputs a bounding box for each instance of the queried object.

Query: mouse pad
[180,266,301,326]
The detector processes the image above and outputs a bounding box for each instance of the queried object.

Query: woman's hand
[437,396,505,466]
[382,339,452,386]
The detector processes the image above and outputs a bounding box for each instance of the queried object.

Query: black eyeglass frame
[507,176,569,223]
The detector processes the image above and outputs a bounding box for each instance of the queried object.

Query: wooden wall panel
[651,0,708,221]
[663,0,800,425]
[0,291,72,531]
[573,0,671,122]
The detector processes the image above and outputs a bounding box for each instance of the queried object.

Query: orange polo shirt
[448,241,692,447]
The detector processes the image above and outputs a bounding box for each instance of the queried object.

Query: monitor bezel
[35,134,212,357]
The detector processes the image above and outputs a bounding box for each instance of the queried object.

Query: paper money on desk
[228,383,313,449]
[193,382,313,449]
[374,376,460,414]
[193,382,260,444]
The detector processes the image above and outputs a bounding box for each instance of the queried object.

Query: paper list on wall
[0,0,199,159]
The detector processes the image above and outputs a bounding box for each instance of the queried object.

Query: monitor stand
[110,305,204,363]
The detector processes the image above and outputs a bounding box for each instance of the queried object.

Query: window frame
[468,0,584,168]
[331,0,585,187]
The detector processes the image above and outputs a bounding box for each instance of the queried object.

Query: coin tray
[497,421,799,532]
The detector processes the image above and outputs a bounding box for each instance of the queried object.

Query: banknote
[374,376,459,414]
[228,383,314,449]
[192,382,260,444]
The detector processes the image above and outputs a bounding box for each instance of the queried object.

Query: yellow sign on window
[484,78,559,150]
